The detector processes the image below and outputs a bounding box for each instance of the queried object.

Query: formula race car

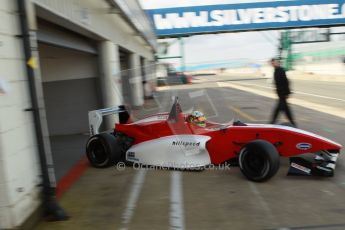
[86,97,342,182]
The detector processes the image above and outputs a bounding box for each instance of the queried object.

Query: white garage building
[0,0,156,228]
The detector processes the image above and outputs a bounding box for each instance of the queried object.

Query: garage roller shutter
[37,19,97,54]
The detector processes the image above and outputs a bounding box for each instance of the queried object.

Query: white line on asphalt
[170,171,185,230]
[235,82,345,103]
[217,82,345,119]
[293,91,345,103]
[120,169,147,229]
[248,182,279,227]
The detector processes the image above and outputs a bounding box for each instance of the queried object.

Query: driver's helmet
[188,111,206,127]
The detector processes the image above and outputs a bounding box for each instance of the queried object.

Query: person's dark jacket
[274,66,291,97]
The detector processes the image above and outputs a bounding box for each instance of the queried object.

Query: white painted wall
[0,0,42,228]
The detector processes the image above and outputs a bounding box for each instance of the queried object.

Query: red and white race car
[86,98,342,182]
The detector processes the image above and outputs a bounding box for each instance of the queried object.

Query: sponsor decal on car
[296,143,312,150]
[172,141,200,147]
[172,140,202,156]
[291,162,311,174]
[127,151,139,161]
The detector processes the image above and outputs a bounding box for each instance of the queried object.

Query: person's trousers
[270,96,295,125]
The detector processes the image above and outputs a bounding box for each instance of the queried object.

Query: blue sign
[146,0,345,37]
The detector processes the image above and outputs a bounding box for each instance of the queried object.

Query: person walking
[269,58,296,126]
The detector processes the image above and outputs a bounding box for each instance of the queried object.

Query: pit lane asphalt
[36,75,345,230]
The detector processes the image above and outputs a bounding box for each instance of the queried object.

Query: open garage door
[37,19,102,180]
[39,44,100,136]
[38,19,101,136]
[39,43,101,180]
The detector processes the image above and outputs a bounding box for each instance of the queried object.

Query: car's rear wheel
[86,133,122,168]
[239,140,280,182]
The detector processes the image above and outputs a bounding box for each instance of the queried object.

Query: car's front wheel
[86,133,122,168]
[239,140,280,182]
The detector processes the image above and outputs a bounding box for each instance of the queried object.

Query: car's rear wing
[88,105,129,136]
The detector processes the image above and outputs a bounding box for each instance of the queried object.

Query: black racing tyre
[86,133,122,168]
[239,140,280,182]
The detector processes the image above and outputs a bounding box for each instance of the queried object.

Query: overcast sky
[139,0,282,66]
